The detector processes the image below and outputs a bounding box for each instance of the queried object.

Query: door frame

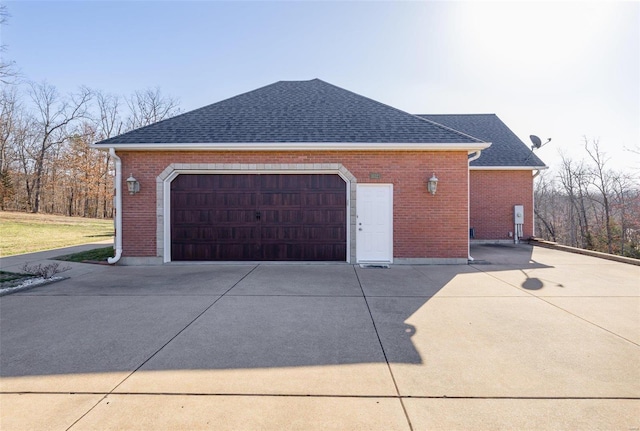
[161,168,352,263]
[356,183,393,264]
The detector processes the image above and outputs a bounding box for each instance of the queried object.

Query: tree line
[534,139,640,258]
[0,82,180,217]
[0,5,181,218]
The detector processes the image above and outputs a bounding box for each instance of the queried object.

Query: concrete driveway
[1,244,638,430]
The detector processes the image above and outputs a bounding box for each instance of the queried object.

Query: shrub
[21,262,71,279]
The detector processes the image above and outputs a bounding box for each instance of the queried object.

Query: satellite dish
[524,135,553,163]
[530,135,542,149]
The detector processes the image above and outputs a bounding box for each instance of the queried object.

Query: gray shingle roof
[95,79,483,146]
[417,114,546,168]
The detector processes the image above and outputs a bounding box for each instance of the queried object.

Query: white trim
[470,165,548,170]
[160,166,354,263]
[162,174,172,263]
[93,141,491,152]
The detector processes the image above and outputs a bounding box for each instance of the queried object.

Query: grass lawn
[0,211,114,257]
[55,246,114,263]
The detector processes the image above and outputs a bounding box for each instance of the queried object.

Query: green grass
[55,246,114,263]
[0,211,114,257]
[0,270,36,290]
[0,270,30,283]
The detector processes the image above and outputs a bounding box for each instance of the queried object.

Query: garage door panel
[171,174,346,261]
[215,192,256,207]
[260,192,301,206]
[261,225,304,240]
[260,243,304,261]
[209,210,257,223]
[175,243,259,261]
[303,210,346,224]
[261,209,302,223]
[304,226,345,240]
[303,244,346,261]
[303,192,345,206]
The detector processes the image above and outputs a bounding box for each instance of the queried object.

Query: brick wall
[118,150,470,260]
[469,170,534,240]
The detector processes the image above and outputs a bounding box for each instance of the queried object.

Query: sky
[2,0,639,173]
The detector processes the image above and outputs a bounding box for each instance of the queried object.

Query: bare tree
[0,6,18,84]
[558,154,593,248]
[28,82,92,213]
[95,91,124,217]
[536,139,640,258]
[126,87,179,130]
[14,114,37,210]
[0,83,179,217]
[584,138,614,253]
[534,171,559,241]
[0,86,20,208]
[96,91,124,139]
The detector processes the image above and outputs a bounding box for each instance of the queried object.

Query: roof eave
[470,165,548,170]
[91,141,492,152]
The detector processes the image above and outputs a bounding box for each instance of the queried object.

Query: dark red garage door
[171,174,347,261]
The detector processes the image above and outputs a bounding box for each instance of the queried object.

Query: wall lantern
[126,174,140,195]
[427,173,438,195]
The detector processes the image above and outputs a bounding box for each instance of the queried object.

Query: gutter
[91,141,491,152]
[108,148,123,264]
[470,165,548,171]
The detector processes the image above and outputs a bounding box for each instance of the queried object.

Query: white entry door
[356,184,393,263]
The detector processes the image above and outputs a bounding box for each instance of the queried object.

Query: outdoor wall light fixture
[427,173,438,195]
[126,174,140,195]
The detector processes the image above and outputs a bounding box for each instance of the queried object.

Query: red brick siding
[119,151,469,259]
[469,170,534,240]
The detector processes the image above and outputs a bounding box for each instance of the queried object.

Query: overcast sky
[3,1,639,173]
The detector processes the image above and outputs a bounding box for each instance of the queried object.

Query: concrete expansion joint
[2,391,638,401]
[351,265,415,431]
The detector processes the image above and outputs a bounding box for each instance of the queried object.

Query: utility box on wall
[514,205,524,224]
[514,205,524,243]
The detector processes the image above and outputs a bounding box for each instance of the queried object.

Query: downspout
[468,150,482,163]
[531,169,541,238]
[108,148,123,264]
[467,150,482,262]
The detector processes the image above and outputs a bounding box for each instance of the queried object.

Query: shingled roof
[417,114,546,168]
[94,79,484,147]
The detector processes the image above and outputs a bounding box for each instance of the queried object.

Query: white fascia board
[470,165,548,170]
[91,141,491,152]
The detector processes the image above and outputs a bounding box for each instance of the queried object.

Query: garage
[170,174,347,261]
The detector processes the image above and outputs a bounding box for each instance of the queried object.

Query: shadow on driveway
[0,245,546,379]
